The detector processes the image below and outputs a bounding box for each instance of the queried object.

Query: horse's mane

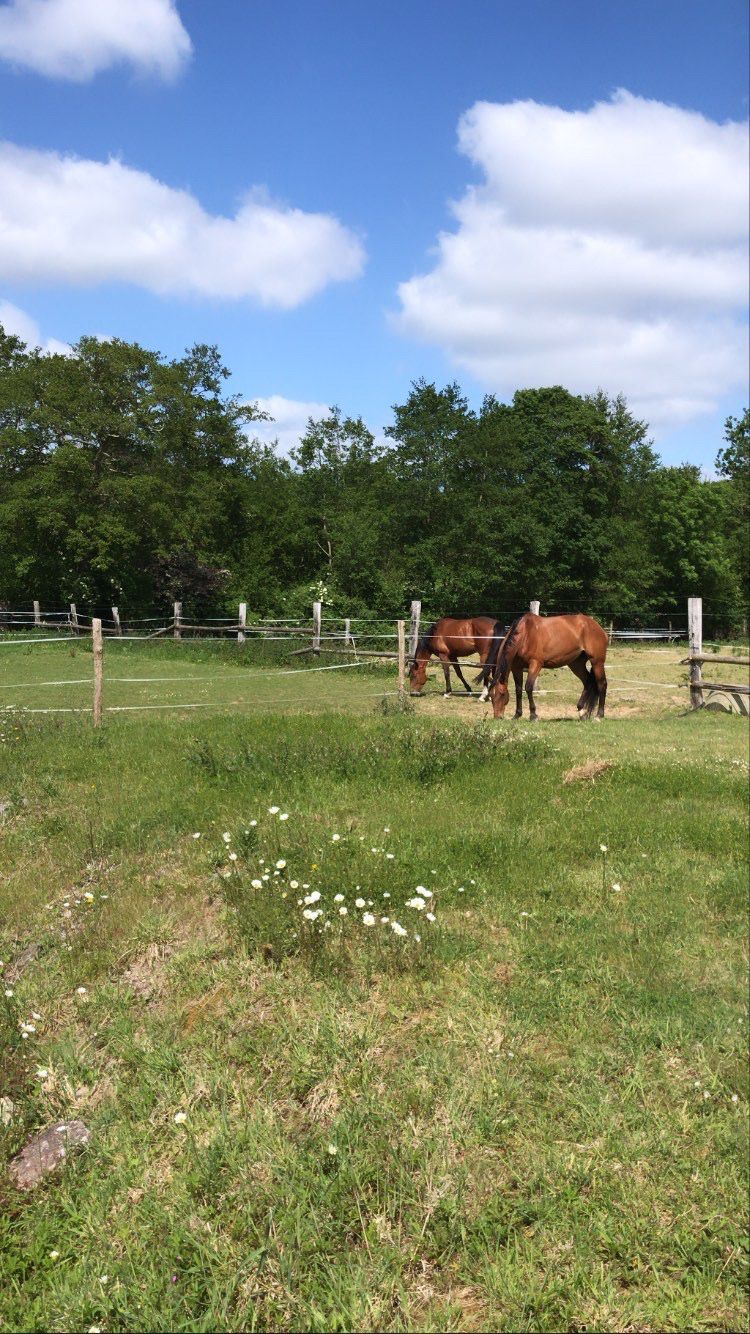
[491,615,524,683]
[416,622,438,655]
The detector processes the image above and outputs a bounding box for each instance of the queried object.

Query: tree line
[0,327,747,630]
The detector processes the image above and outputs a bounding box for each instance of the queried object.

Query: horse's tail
[482,616,523,686]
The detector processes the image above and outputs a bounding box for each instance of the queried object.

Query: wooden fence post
[688,597,703,709]
[92,618,103,727]
[33,600,41,627]
[312,601,321,655]
[173,602,182,640]
[529,600,540,616]
[70,603,79,635]
[409,600,421,661]
[238,602,247,645]
[112,606,122,636]
[397,619,406,698]
[344,617,352,647]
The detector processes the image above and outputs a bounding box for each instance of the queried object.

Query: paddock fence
[0,597,748,724]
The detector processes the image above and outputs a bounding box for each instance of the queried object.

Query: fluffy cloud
[0,143,365,307]
[396,91,749,433]
[0,298,71,354]
[248,396,331,455]
[0,0,191,80]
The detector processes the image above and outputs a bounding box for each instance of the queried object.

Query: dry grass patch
[563,758,616,784]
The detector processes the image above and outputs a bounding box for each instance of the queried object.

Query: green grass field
[1,638,748,1332]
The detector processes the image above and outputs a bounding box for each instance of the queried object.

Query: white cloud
[248,396,331,455]
[0,142,365,307]
[0,298,70,354]
[0,0,191,81]
[396,91,749,434]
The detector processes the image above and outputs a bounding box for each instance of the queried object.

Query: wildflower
[290,880,299,889]
[279,813,289,821]
[229,852,238,862]
[426,912,436,922]
[380,916,389,924]
[4,988,13,998]
[386,853,395,860]
[99,1275,109,1284]
[600,844,608,853]
[415,885,432,898]
[414,933,421,942]
[303,908,323,921]
[75,986,87,995]
[192,832,201,839]
[36,1068,49,1078]
[334,893,345,903]
[458,886,465,893]
[355,898,366,909]
[83,892,94,902]
[304,891,322,905]
[731,1094,739,1103]
[174,1111,188,1124]
[703,1090,711,1100]
[251,878,262,889]
[332,834,341,842]
[49,1250,60,1260]
[262,874,270,881]
[327,1143,338,1155]
[469,878,475,885]
[406,896,426,910]
[611,882,621,892]
[362,913,376,926]
[383,827,390,833]
[222,832,231,843]
[276,859,286,869]
[391,922,408,937]
[338,906,348,916]
[249,819,258,827]
[268,806,280,814]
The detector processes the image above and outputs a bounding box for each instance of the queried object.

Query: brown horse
[483,613,608,719]
[409,616,504,696]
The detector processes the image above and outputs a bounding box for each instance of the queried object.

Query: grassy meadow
[0,637,748,1332]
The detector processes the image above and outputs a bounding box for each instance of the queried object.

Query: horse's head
[409,654,428,694]
[490,678,510,717]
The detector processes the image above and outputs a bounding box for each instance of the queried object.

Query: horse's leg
[569,652,594,717]
[525,659,541,720]
[512,662,524,718]
[591,659,608,719]
[450,656,473,694]
[439,653,452,696]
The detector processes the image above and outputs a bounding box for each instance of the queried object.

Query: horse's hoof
[443,692,452,698]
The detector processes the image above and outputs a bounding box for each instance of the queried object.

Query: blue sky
[0,0,747,467]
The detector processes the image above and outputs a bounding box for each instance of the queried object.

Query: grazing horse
[409,616,504,696]
[483,613,608,720]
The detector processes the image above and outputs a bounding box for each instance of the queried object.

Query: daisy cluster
[207,808,444,944]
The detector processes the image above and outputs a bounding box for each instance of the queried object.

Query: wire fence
[1,599,747,724]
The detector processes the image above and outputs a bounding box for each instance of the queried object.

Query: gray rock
[9,1120,91,1190]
